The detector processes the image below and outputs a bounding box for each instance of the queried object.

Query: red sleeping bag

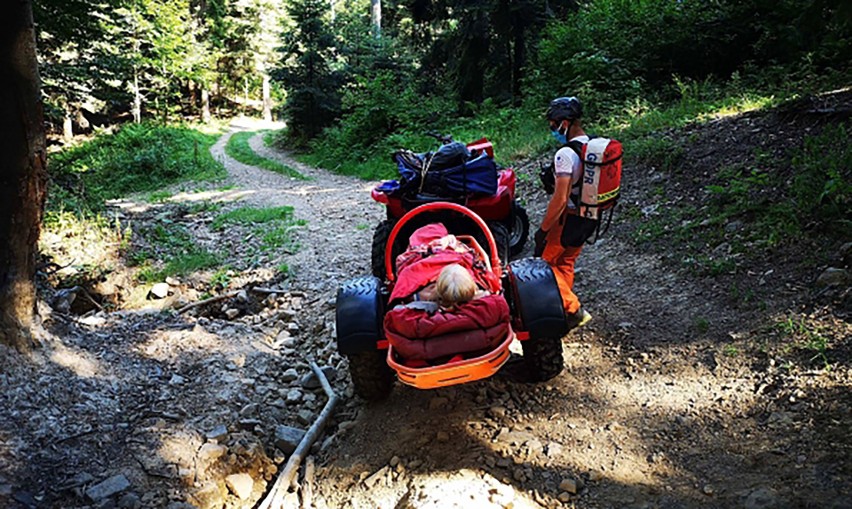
[385,294,510,361]
[385,223,510,361]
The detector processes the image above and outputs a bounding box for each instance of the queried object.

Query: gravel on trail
[1,116,849,509]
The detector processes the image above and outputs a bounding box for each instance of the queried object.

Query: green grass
[136,251,220,283]
[722,344,739,357]
[131,222,220,282]
[185,201,223,215]
[226,131,308,180]
[49,122,226,214]
[147,190,173,203]
[210,266,233,289]
[212,205,296,230]
[777,317,832,370]
[702,125,850,245]
[263,130,278,147]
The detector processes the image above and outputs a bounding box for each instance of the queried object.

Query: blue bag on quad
[394,141,498,197]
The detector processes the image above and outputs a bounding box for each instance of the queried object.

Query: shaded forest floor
[0,95,850,509]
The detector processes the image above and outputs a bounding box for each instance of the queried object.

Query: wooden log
[300,456,315,509]
[258,362,339,509]
[175,290,240,314]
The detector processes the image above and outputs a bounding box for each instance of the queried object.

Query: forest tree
[0,0,47,350]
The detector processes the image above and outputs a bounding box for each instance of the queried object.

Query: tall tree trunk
[262,74,272,122]
[371,0,381,39]
[132,66,141,123]
[201,88,211,123]
[63,104,73,142]
[511,14,526,105]
[188,80,197,118]
[0,0,47,351]
[243,77,249,117]
[215,61,221,116]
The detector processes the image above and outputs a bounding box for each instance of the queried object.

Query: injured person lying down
[383,223,511,363]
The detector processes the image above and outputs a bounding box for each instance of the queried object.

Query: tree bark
[243,77,249,117]
[262,74,272,122]
[188,79,197,117]
[511,13,526,105]
[0,0,47,351]
[371,0,381,39]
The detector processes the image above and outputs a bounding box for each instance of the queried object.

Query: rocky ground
[1,102,849,509]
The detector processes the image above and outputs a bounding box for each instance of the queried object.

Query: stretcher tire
[371,220,394,280]
[487,221,510,266]
[346,350,394,401]
[336,276,385,355]
[507,203,530,256]
[507,258,567,381]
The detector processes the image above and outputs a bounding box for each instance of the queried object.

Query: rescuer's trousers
[541,225,583,315]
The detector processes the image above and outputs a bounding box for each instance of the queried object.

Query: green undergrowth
[632,123,851,275]
[130,222,220,283]
[49,122,226,214]
[212,205,298,230]
[282,68,848,182]
[284,104,550,180]
[226,131,307,180]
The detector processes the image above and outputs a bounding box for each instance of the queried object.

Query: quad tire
[521,335,564,382]
[336,276,394,400]
[508,203,530,256]
[508,258,567,382]
[487,222,510,266]
[346,350,394,401]
[371,220,394,280]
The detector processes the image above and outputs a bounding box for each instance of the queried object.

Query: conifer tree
[274,0,341,142]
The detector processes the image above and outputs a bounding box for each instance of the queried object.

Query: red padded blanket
[384,294,510,360]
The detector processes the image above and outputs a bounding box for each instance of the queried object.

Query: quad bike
[336,202,568,401]
[370,134,530,280]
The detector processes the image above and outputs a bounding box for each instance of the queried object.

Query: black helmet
[545,96,582,122]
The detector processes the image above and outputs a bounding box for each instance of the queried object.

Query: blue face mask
[551,130,567,145]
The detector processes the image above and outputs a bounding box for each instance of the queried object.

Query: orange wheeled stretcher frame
[381,201,515,390]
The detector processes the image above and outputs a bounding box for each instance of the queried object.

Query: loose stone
[85,474,131,501]
[225,473,254,500]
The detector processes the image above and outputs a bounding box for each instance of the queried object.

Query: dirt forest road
[218,125,850,509]
[208,126,383,293]
[0,120,848,509]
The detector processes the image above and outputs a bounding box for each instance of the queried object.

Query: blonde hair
[435,264,476,307]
